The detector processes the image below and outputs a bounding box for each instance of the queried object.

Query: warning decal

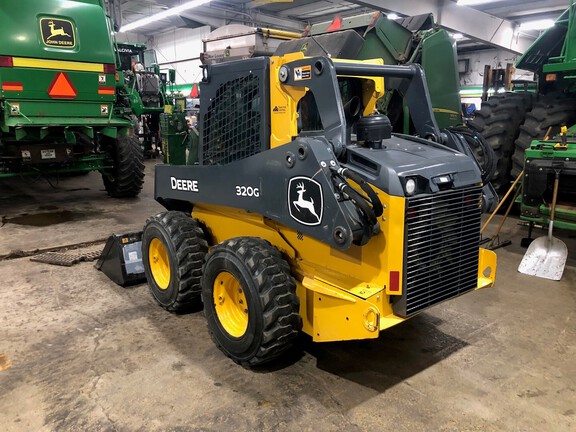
[294,65,312,81]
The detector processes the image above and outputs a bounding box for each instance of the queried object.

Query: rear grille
[393,186,482,317]
[201,74,262,165]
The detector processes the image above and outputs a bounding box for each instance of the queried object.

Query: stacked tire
[468,92,534,194]
[512,97,576,179]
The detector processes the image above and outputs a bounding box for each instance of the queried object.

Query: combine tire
[102,134,144,198]
[468,92,534,194]
[142,211,208,312]
[201,237,301,367]
[446,126,496,182]
[512,97,576,178]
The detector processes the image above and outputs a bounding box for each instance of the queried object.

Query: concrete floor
[0,161,575,431]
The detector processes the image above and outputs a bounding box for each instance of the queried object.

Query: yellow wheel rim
[149,238,170,290]
[213,272,248,338]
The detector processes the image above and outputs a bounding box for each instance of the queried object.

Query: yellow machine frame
[188,53,496,343]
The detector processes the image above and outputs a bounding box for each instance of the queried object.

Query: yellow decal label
[294,65,311,81]
[40,18,76,49]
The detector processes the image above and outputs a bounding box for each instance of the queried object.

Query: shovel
[518,170,567,280]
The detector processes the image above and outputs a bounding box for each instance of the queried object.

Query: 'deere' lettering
[170,176,199,192]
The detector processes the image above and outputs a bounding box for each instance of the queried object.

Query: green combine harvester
[115,42,181,159]
[469,3,576,232]
[308,12,463,131]
[0,0,144,197]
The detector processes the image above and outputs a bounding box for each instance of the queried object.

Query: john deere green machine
[115,42,181,158]
[469,3,576,231]
[0,0,144,197]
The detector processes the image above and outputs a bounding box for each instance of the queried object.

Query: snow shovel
[518,170,567,280]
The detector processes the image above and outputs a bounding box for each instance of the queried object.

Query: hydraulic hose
[334,167,384,217]
[335,180,378,228]
[447,126,496,183]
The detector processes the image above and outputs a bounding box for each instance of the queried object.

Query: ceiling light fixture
[519,19,555,31]
[120,0,211,32]
[387,13,399,20]
[452,33,464,40]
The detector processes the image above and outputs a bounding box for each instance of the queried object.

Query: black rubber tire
[512,97,576,178]
[468,92,534,194]
[445,125,496,182]
[102,134,145,198]
[201,237,301,367]
[142,211,208,312]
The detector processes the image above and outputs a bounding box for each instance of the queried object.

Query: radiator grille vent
[396,186,482,317]
[202,74,261,165]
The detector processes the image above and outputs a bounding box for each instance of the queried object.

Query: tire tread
[144,211,208,312]
[203,237,301,367]
[468,92,534,193]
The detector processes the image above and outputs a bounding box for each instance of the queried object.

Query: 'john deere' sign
[40,18,76,48]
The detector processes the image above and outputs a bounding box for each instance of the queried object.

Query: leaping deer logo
[47,21,71,40]
[293,182,320,223]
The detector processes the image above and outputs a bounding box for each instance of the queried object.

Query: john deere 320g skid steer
[142,52,497,367]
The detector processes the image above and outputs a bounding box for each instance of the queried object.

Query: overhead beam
[481,0,568,18]
[248,10,304,31]
[245,0,295,8]
[348,0,537,54]
[180,6,304,32]
[179,11,227,29]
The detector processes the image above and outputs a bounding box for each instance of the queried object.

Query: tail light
[389,271,400,293]
[103,63,116,74]
[0,56,14,67]
[2,82,23,91]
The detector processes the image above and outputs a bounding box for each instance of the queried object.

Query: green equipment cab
[114,42,178,159]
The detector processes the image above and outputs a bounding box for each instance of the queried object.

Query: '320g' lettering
[235,185,260,197]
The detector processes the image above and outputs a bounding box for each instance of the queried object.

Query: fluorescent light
[457,0,497,5]
[120,0,211,32]
[387,13,399,20]
[452,33,464,40]
[519,19,555,31]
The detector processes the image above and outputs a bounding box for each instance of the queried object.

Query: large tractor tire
[201,237,301,367]
[445,125,496,183]
[102,134,145,198]
[512,97,576,179]
[468,92,534,194]
[142,211,208,312]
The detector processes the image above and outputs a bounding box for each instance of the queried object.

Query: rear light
[98,86,115,95]
[389,271,400,292]
[103,63,116,74]
[546,73,557,82]
[0,56,14,67]
[2,82,23,91]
